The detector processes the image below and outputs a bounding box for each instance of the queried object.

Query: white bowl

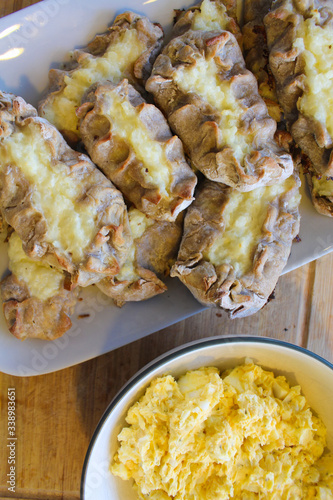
[81,336,333,500]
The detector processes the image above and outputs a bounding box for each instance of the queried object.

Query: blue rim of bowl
[80,335,333,498]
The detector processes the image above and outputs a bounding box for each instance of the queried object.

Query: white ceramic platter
[0,0,332,376]
[81,337,333,500]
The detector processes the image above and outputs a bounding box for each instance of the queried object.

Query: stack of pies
[4,0,331,338]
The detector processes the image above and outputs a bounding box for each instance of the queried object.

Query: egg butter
[111,362,333,499]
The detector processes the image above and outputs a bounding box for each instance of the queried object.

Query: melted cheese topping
[111,363,333,499]
[173,57,254,162]
[205,176,300,276]
[116,208,154,281]
[191,0,229,31]
[43,29,145,135]
[8,232,64,301]
[101,91,172,194]
[293,14,333,137]
[312,175,333,198]
[0,122,98,263]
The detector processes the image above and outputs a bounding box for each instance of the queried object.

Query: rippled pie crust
[305,171,333,216]
[242,0,283,123]
[171,176,301,318]
[172,0,241,43]
[78,80,197,221]
[1,232,78,340]
[264,0,333,215]
[1,273,77,341]
[146,30,293,191]
[0,92,132,288]
[38,11,163,144]
[96,209,183,306]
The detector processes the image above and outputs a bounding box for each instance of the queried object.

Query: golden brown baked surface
[1,273,77,341]
[0,91,132,288]
[306,172,333,216]
[0,4,310,339]
[78,80,197,221]
[97,209,183,306]
[264,0,333,215]
[242,0,283,122]
[0,232,78,341]
[146,30,293,191]
[264,0,333,177]
[171,175,301,318]
[38,11,163,144]
[172,0,242,45]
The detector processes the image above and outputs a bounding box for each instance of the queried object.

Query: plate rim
[80,334,333,499]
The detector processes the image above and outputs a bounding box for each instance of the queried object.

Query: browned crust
[306,172,333,216]
[291,115,333,176]
[38,11,163,143]
[96,268,167,307]
[221,0,239,19]
[242,0,283,123]
[172,0,242,46]
[97,215,183,306]
[146,30,293,191]
[0,213,7,236]
[264,0,333,176]
[78,80,197,221]
[1,273,78,341]
[0,92,132,287]
[244,0,272,23]
[171,176,300,318]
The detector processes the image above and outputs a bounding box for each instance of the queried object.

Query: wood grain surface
[0,1,332,499]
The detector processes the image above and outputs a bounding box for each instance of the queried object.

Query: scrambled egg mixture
[111,363,333,499]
